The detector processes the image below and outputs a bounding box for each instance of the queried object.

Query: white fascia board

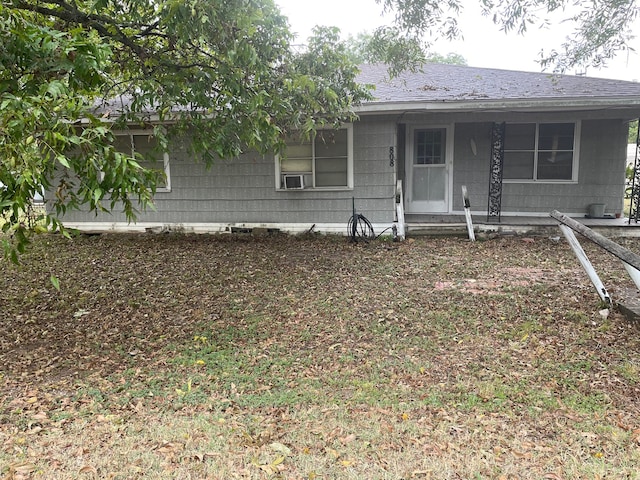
[78,113,171,126]
[355,97,640,115]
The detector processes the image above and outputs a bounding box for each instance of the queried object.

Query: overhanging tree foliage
[369,0,638,73]
[0,0,371,260]
[1,0,638,261]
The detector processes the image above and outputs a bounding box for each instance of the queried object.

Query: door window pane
[412,166,446,201]
[414,129,445,165]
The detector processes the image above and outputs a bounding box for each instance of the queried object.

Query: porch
[404,213,640,238]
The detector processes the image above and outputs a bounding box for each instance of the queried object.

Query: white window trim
[114,129,172,193]
[503,121,580,184]
[275,124,354,191]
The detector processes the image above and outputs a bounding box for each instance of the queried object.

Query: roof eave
[354,97,640,115]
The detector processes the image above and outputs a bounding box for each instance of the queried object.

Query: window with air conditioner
[276,125,353,190]
[283,174,304,189]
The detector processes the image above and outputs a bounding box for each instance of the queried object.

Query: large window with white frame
[113,131,171,192]
[276,125,353,190]
[503,122,578,182]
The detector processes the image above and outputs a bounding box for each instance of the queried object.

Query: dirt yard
[1,233,639,479]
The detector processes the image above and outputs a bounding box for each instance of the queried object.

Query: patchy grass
[1,233,640,479]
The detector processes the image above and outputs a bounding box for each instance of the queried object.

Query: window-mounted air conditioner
[283,174,304,190]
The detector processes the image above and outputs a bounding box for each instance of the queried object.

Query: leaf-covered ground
[1,232,640,479]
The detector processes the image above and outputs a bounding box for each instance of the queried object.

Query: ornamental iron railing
[629,121,640,223]
[487,122,505,222]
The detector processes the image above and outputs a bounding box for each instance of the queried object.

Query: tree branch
[13,0,149,59]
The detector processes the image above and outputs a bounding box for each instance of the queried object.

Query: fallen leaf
[325,447,341,459]
[340,433,357,445]
[79,465,97,474]
[11,463,36,474]
[269,442,292,456]
[411,471,432,478]
[153,442,184,457]
[512,450,532,459]
[254,456,285,474]
[31,412,48,422]
[543,474,564,480]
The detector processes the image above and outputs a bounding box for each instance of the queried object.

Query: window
[414,128,446,165]
[503,122,577,181]
[276,125,353,190]
[113,132,171,192]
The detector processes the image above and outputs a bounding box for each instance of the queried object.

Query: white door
[407,126,451,213]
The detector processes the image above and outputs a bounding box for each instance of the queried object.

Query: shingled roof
[356,63,640,113]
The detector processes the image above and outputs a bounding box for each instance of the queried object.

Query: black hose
[347,214,375,242]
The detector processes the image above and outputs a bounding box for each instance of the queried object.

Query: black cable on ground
[348,214,400,242]
[347,214,375,242]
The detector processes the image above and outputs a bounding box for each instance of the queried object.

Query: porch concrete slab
[406,215,640,238]
[616,287,640,323]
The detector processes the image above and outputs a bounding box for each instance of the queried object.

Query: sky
[276,0,640,82]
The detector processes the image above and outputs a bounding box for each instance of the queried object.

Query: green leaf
[93,188,103,204]
[56,155,71,168]
[50,275,61,291]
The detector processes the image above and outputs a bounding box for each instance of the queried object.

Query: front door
[406,126,451,213]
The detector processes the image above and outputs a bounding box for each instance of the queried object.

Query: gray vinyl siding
[451,117,628,215]
[53,111,628,226]
[56,117,396,226]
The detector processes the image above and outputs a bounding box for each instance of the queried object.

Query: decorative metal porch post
[487,122,506,222]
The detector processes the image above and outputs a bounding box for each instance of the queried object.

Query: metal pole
[623,262,640,291]
[558,224,611,305]
[351,197,357,241]
[551,210,640,270]
[461,185,475,241]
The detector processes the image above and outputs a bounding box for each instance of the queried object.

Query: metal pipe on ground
[557,224,611,305]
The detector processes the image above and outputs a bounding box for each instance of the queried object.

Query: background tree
[344,30,466,71]
[425,52,467,66]
[629,119,639,145]
[369,0,638,73]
